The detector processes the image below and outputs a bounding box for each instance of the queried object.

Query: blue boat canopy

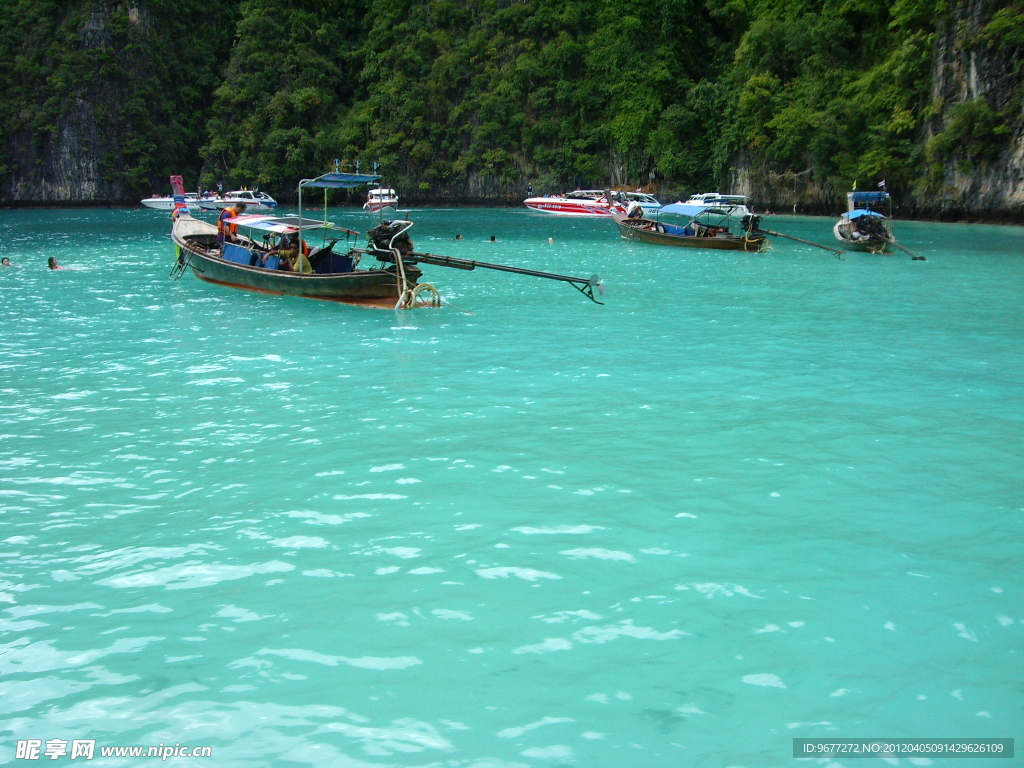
[849,191,890,203]
[847,209,885,219]
[299,172,381,189]
[659,202,707,217]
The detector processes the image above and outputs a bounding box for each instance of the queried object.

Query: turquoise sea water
[0,207,1021,767]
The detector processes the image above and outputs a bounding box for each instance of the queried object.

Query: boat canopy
[225,214,338,233]
[300,172,382,189]
[849,191,890,203]
[659,202,708,217]
[846,209,885,219]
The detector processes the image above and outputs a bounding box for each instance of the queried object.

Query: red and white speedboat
[524,190,628,217]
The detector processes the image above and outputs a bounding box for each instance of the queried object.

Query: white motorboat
[679,192,750,216]
[524,189,628,217]
[141,192,203,211]
[621,192,663,213]
[363,188,399,212]
[142,189,277,212]
[200,190,278,212]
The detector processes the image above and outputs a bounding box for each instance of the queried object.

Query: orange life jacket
[218,209,238,236]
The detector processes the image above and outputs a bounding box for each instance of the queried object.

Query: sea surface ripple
[0,207,1021,766]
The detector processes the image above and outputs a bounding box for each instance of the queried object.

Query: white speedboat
[680,192,750,216]
[524,189,628,217]
[200,190,278,212]
[141,192,204,211]
[363,188,398,212]
[621,191,662,213]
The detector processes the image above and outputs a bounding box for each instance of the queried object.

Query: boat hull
[833,221,891,252]
[524,197,624,217]
[199,199,277,212]
[363,202,398,212]
[188,253,401,302]
[614,217,767,252]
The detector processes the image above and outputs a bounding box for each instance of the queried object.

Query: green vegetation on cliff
[1,0,1017,205]
[0,0,238,196]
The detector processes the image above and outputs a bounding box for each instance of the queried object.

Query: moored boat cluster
[162,172,921,310]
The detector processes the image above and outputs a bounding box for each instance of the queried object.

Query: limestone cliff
[919,0,1024,220]
[0,0,237,205]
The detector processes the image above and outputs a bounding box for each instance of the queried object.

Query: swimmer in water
[48,257,62,270]
[1,257,11,267]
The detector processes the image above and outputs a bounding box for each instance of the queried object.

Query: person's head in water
[489,235,496,242]
[454,234,462,240]
[1,257,10,266]
[47,257,60,270]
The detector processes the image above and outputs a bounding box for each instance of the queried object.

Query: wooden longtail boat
[613,204,768,252]
[834,190,894,253]
[168,174,606,308]
[171,214,413,308]
[613,200,846,259]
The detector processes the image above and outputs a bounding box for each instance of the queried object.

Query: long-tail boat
[613,198,845,258]
[613,200,768,252]
[833,190,895,253]
[169,174,605,308]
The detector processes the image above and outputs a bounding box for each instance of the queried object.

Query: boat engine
[367,221,414,255]
[740,214,762,232]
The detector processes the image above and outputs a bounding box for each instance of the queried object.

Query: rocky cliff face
[920,0,1024,220]
[1,3,131,204]
[728,0,1024,221]
[0,0,237,206]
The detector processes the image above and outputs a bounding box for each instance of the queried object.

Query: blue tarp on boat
[659,203,707,217]
[300,173,382,189]
[847,209,885,219]
[850,191,890,203]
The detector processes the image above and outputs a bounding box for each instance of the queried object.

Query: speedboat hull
[524,196,625,217]
[142,195,200,210]
[363,201,398,212]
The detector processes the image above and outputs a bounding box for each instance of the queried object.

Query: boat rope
[393,247,412,309]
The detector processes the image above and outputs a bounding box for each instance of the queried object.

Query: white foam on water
[742,673,786,688]
[95,561,294,590]
[559,548,635,562]
[269,536,328,549]
[497,716,575,738]
[512,638,573,654]
[512,525,604,534]
[475,567,561,581]
[256,648,422,670]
